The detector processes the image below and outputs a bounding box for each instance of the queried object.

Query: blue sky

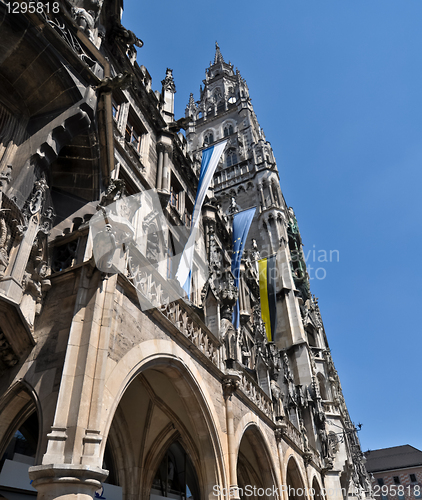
[122,0,422,452]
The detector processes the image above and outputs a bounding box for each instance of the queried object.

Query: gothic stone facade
[0,4,371,500]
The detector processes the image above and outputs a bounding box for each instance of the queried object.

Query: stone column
[39,268,117,469]
[258,183,265,209]
[29,465,107,500]
[275,426,289,500]
[324,471,344,500]
[156,144,164,190]
[223,374,240,499]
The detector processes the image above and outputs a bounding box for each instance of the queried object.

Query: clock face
[228,96,236,104]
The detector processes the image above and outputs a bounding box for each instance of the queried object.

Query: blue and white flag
[231,207,256,329]
[176,140,227,295]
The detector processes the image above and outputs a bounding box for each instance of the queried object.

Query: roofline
[368,464,422,474]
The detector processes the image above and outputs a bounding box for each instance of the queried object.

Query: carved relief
[0,329,19,368]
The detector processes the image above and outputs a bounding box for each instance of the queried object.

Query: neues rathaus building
[0,2,373,500]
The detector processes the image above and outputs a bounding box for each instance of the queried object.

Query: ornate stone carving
[96,72,132,93]
[0,210,12,278]
[109,17,143,50]
[161,68,176,93]
[222,376,239,399]
[71,6,96,41]
[328,431,339,458]
[270,378,285,420]
[0,328,19,367]
[44,14,96,67]
[0,165,12,188]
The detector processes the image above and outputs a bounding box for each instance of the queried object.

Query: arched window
[226,148,237,167]
[151,442,199,500]
[317,372,329,401]
[203,131,214,146]
[223,124,234,137]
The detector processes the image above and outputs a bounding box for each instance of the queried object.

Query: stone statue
[318,426,328,458]
[270,378,285,420]
[226,196,240,215]
[300,420,310,452]
[328,431,339,458]
[71,7,95,41]
[220,318,237,364]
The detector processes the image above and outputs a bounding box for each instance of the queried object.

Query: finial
[214,41,224,64]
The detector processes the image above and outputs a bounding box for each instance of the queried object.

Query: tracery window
[125,111,144,153]
[226,148,237,167]
[224,124,234,137]
[203,131,214,146]
[151,442,199,500]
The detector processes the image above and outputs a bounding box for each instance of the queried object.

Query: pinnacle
[214,41,224,64]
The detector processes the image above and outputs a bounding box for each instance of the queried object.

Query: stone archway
[0,382,41,498]
[102,351,225,500]
[236,425,278,500]
[285,457,307,500]
[311,477,324,500]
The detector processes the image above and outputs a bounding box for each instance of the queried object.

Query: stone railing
[284,419,304,451]
[308,444,323,469]
[160,299,221,369]
[238,368,273,419]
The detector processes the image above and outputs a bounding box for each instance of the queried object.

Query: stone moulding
[28,464,108,494]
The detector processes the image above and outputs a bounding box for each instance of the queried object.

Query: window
[151,442,199,500]
[167,233,175,279]
[410,475,417,483]
[224,124,234,137]
[226,148,237,167]
[378,479,384,486]
[394,477,401,485]
[170,188,179,210]
[204,131,214,146]
[183,210,192,229]
[125,115,143,153]
[112,98,120,120]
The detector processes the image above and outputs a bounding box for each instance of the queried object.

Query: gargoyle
[96,72,132,93]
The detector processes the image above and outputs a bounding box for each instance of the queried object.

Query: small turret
[161,68,176,123]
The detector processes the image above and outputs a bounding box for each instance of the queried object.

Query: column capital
[29,464,108,500]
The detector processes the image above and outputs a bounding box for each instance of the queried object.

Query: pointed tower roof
[214,41,224,64]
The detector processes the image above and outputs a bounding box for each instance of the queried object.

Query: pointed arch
[316,373,329,401]
[285,456,308,500]
[0,380,42,463]
[101,340,226,500]
[311,475,324,500]
[235,420,280,500]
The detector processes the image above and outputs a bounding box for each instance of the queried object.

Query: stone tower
[185,42,285,257]
[185,43,372,500]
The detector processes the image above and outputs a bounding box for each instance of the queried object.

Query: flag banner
[258,255,278,342]
[231,207,256,329]
[176,140,227,295]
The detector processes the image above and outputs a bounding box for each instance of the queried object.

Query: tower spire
[214,41,224,64]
